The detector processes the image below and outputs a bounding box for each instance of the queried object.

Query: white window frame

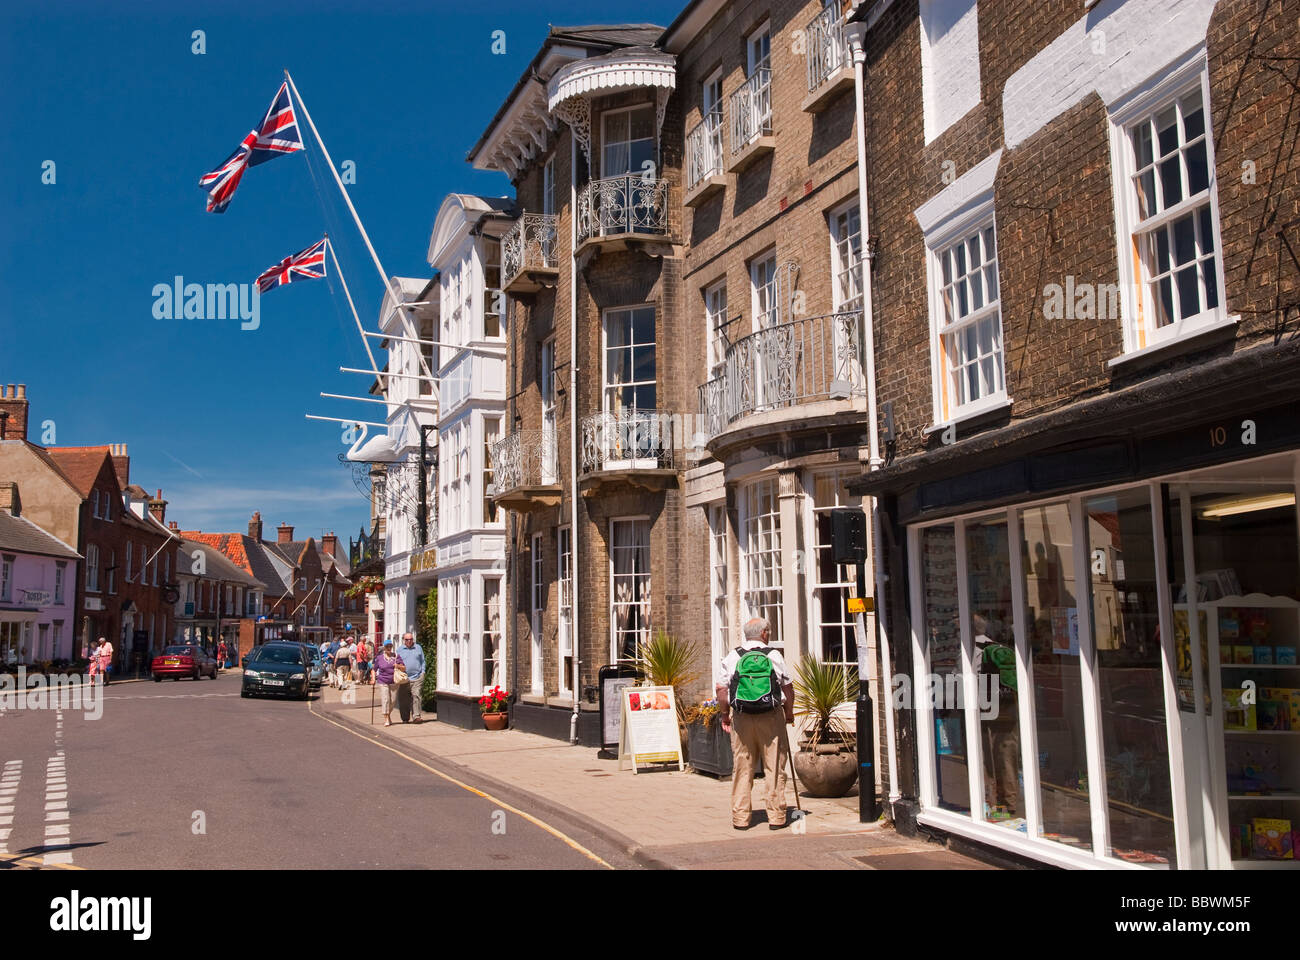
[531,533,545,694]
[55,562,66,605]
[924,199,1007,425]
[600,103,656,180]
[609,516,651,666]
[704,279,728,378]
[541,339,558,484]
[601,305,658,470]
[747,20,772,76]
[703,67,723,122]
[558,524,573,697]
[0,554,11,602]
[708,505,730,685]
[829,196,863,312]
[1106,50,1231,357]
[482,575,502,692]
[750,252,779,331]
[804,470,864,701]
[543,157,556,217]
[483,414,502,527]
[739,478,783,648]
[86,543,100,593]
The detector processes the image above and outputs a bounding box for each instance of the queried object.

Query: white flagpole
[325,235,388,400]
[283,70,436,387]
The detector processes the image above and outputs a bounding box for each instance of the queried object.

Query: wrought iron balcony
[686,112,725,205]
[729,67,773,170]
[803,5,854,111]
[576,174,669,248]
[502,212,559,293]
[490,430,560,508]
[697,311,865,441]
[580,409,675,475]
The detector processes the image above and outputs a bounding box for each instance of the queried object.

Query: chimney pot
[16,385,25,400]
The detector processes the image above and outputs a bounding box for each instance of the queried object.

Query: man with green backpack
[715,617,795,830]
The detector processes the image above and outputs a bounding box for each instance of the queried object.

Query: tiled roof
[0,511,80,559]
[184,532,292,593]
[44,446,113,497]
[175,537,265,589]
[548,24,665,46]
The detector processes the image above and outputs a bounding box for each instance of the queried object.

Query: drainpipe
[569,130,581,745]
[847,21,898,809]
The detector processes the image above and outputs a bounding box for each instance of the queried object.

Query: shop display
[1251,818,1294,860]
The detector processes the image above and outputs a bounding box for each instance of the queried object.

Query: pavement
[315,682,995,870]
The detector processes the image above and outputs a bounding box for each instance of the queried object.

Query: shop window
[1085,488,1177,866]
[1110,58,1227,353]
[919,523,967,814]
[1019,501,1092,851]
[965,515,1023,825]
[742,479,783,647]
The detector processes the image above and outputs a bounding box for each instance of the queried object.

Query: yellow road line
[309,701,613,870]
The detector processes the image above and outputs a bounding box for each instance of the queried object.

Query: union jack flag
[199,81,304,213]
[255,237,328,294]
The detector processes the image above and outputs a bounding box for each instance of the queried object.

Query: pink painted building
[0,482,80,665]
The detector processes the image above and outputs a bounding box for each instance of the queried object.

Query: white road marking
[46,792,67,801]
[44,801,67,811]
[0,761,13,856]
[45,823,68,836]
[44,749,73,867]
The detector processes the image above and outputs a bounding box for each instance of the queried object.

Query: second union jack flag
[256,237,328,294]
[199,81,304,213]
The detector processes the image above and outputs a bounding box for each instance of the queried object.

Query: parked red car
[151,644,219,681]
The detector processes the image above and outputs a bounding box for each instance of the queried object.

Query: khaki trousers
[730,710,789,827]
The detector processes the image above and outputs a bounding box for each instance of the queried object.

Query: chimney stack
[148,489,167,525]
[321,531,338,557]
[0,482,19,516]
[277,522,294,544]
[0,383,30,442]
[249,511,263,541]
[168,520,179,531]
[109,443,130,487]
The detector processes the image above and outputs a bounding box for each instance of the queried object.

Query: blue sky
[0,0,680,547]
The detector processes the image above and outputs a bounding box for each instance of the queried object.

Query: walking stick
[369,672,375,724]
[781,717,802,817]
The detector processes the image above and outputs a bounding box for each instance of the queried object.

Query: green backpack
[729,647,779,713]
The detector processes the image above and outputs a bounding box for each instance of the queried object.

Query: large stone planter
[792,748,857,797]
[686,721,733,776]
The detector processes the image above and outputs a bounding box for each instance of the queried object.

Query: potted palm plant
[791,654,858,797]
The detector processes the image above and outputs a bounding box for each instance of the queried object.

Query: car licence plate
[165,659,180,665]
[263,679,284,687]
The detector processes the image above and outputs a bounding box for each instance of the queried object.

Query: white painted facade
[378,276,439,648]
[426,194,511,698]
[920,0,981,143]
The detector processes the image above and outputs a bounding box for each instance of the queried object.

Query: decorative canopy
[547,48,676,165]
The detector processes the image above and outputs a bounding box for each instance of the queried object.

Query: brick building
[472,24,713,743]
[845,0,1300,870]
[0,425,174,672]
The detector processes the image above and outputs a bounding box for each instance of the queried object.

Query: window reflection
[1020,502,1092,850]
[921,524,966,814]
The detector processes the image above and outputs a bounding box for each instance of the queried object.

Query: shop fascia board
[851,337,1300,498]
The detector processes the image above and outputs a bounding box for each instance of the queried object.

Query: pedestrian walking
[373,642,399,727]
[332,637,352,690]
[396,633,425,723]
[98,637,114,685]
[347,636,359,684]
[715,617,795,830]
[216,640,227,672]
[356,637,371,684]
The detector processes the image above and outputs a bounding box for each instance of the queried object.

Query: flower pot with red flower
[479,686,509,730]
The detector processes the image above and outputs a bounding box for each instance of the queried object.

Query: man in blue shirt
[397,633,426,723]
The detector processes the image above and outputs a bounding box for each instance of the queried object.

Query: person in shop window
[973,613,1021,821]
